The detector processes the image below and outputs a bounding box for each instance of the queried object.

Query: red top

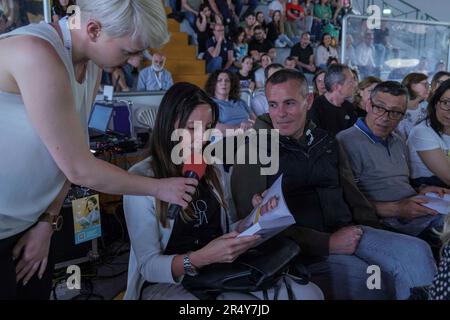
[286,3,304,21]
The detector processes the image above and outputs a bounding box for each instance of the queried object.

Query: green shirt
[314,4,333,20]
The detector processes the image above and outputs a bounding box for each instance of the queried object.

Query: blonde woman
[429,215,450,300]
[0,0,197,299]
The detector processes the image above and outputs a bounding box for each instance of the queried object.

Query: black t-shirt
[164,179,223,255]
[248,38,274,54]
[290,44,314,73]
[308,95,358,136]
[238,72,255,89]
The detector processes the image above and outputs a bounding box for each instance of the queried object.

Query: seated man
[248,25,274,63]
[309,64,358,136]
[205,23,234,74]
[283,56,298,70]
[137,53,173,91]
[231,70,436,300]
[336,81,446,242]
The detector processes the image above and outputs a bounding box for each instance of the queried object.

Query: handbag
[182,236,306,299]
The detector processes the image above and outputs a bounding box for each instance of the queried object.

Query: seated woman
[205,70,256,134]
[123,83,323,300]
[429,214,450,300]
[314,33,338,70]
[396,72,430,141]
[353,76,381,118]
[237,56,255,91]
[429,71,450,100]
[408,79,450,188]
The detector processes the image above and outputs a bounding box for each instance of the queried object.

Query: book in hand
[414,192,450,215]
[237,175,296,245]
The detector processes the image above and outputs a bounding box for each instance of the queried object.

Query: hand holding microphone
[167,154,207,219]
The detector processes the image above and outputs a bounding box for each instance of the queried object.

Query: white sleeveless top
[0,22,100,239]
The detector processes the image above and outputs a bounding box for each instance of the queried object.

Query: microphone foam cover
[182,154,207,179]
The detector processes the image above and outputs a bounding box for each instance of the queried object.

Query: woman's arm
[4,36,196,206]
[417,149,450,186]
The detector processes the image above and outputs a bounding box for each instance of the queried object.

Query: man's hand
[396,197,439,220]
[13,222,53,286]
[329,226,363,255]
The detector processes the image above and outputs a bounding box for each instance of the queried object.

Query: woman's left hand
[13,222,53,286]
[418,186,450,197]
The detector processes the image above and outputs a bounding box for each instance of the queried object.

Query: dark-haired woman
[408,79,450,188]
[123,82,323,300]
[205,70,256,133]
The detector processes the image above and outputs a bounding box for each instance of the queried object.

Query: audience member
[205,70,255,133]
[309,64,357,135]
[408,79,450,188]
[251,63,284,116]
[353,76,382,118]
[396,73,429,140]
[205,23,234,73]
[337,81,445,240]
[315,33,338,70]
[138,53,174,91]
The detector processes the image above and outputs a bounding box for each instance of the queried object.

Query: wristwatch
[183,254,199,276]
[38,212,64,231]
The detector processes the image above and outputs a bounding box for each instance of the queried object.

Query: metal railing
[353,0,437,21]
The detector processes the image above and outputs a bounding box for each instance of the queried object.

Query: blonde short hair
[76,0,169,48]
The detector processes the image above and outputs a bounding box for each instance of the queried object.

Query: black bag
[182,236,306,299]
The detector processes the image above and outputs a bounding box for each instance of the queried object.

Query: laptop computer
[88,103,114,139]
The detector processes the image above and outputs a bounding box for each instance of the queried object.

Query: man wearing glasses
[205,23,234,73]
[337,81,446,243]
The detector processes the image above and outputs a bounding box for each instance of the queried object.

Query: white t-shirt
[255,67,265,86]
[407,121,450,179]
[395,101,428,141]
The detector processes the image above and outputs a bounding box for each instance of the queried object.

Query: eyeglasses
[370,99,405,120]
[438,99,450,111]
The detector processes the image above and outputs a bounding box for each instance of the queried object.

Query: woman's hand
[418,185,450,197]
[13,222,53,286]
[190,232,260,268]
[155,177,198,208]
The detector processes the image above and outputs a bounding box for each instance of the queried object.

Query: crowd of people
[1,0,449,301]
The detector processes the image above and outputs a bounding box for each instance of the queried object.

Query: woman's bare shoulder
[0,35,66,93]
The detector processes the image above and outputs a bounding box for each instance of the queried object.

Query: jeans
[275,34,295,48]
[184,11,196,30]
[206,56,223,74]
[234,0,258,19]
[301,226,437,300]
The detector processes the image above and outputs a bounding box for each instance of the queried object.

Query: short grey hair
[324,64,350,92]
[370,81,409,107]
[77,0,169,49]
[266,69,309,98]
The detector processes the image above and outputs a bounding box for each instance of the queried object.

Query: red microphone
[167,154,207,219]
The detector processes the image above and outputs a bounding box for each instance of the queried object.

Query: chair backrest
[239,88,253,108]
[136,107,158,129]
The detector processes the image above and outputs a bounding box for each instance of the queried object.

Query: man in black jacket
[230,69,436,300]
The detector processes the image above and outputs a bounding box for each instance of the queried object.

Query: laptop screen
[88,104,113,133]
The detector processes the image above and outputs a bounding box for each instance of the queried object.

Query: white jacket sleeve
[123,194,178,284]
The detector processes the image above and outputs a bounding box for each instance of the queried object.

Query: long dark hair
[426,78,450,137]
[149,83,226,227]
[205,70,241,101]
